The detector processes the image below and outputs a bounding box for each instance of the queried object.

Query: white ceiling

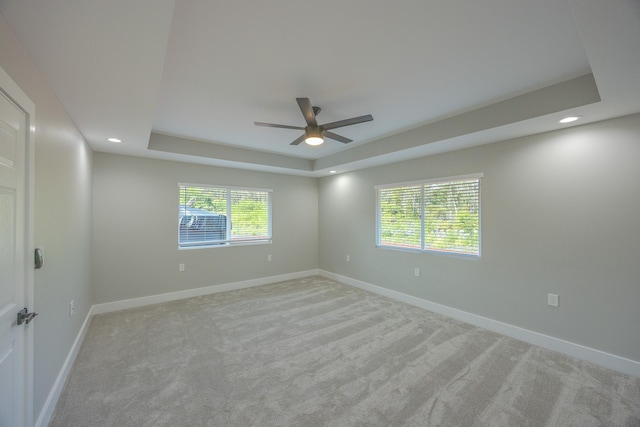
[1,0,639,176]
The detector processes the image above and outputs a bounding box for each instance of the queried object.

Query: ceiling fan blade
[290,134,306,145]
[324,131,352,144]
[254,122,305,130]
[322,114,373,130]
[296,98,318,127]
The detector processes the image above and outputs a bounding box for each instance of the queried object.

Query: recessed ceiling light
[107,137,122,143]
[559,115,582,124]
[329,170,337,174]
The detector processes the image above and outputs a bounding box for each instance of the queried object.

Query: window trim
[178,182,273,249]
[375,173,483,258]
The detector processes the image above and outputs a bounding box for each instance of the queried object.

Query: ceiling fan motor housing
[305,126,323,139]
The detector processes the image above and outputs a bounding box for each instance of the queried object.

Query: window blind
[179,184,272,248]
[423,179,480,255]
[376,174,481,256]
[378,185,422,249]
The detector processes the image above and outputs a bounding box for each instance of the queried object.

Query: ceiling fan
[254,98,373,146]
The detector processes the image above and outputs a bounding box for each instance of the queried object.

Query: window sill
[376,244,481,260]
[179,240,272,250]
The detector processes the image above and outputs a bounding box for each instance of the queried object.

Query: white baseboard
[320,270,640,378]
[92,269,320,315]
[35,306,94,427]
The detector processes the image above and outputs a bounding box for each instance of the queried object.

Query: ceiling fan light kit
[255,98,373,147]
[304,128,324,145]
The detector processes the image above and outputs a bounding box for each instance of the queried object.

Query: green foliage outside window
[424,181,479,254]
[379,186,421,248]
[180,185,270,243]
[378,178,480,255]
[230,191,269,239]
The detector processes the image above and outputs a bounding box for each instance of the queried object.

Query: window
[178,184,272,248]
[376,174,482,256]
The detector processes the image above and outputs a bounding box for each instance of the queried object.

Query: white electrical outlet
[414,268,420,277]
[346,254,350,262]
[547,293,559,307]
[267,254,272,262]
[179,263,185,272]
[69,300,74,317]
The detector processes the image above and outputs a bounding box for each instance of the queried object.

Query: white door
[0,88,27,427]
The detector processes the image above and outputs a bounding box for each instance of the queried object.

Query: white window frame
[375,173,482,258]
[178,183,272,249]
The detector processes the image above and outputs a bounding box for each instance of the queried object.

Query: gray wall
[319,113,640,362]
[92,153,318,303]
[0,15,93,420]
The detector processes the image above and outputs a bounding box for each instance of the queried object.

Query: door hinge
[17,307,38,325]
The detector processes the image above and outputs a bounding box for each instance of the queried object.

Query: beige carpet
[50,276,640,426]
